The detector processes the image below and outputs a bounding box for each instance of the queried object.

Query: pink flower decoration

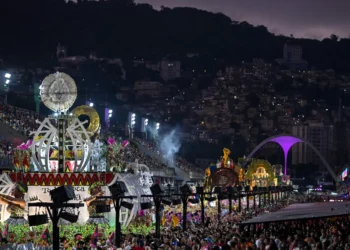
[107,138,115,145]
[122,140,129,148]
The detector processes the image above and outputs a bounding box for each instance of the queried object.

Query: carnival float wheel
[211,168,238,188]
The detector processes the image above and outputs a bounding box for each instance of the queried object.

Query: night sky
[135,0,350,40]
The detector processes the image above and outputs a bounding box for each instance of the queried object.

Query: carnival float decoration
[0,72,154,229]
[204,148,238,192]
[245,159,276,187]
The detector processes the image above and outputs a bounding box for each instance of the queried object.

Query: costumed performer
[84,182,112,224]
[0,182,27,225]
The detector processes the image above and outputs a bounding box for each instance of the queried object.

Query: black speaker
[188,198,199,204]
[213,186,222,194]
[60,212,79,223]
[205,196,216,202]
[180,184,192,195]
[162,199,171,206]
[28,214,48,226]
[196,186,204,194]
[150,184,165,195]
[140,202,152,210]
[172,199,181,205]
[95,204,111,213]
[109,181,127,196]
[50,185,75,204]
[121,201,134,210]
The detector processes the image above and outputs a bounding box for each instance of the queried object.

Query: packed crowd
[0,104,41,138]
[134,137,203,174]
[123,143,167,170]
[55,196,350,250]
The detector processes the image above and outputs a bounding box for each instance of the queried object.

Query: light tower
[141,118,148,140]
[128,113,136,139]
[105,108,113,128]
[155,122,160,138]
[3,73,11,104]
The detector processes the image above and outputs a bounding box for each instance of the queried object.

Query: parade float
[0,72,154,238]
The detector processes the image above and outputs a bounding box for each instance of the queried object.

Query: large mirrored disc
[40,72,77,113]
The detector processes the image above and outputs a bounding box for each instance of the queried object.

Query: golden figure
[222,148,231,167]
[204,168,212,192]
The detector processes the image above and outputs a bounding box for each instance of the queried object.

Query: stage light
[188,198,199,204]
[140,202,153,210]
[5,80,10,84]
[109,181,127,196]
[218,193,228,200]
[180,184,192,195]
[121,201,134,210]
[144,119,148,126]
[60,212,79,223]
[28,214,48,226]
[150,183,165,196]
[213,187,222,194]
[109,113,112,118]
[162,199,172,206]
[205,196,216,202]
[95,204,111,213]
[172,199,181,205]
[131,113,135,117]
[89,102,94,107]
[226,186,238,194]
[156,123,160,130]
[50,185,75,204]
[4,73,11,79]
[109,109,113,114]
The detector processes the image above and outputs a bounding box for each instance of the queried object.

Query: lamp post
[237,185,242,212]
[129,113,136,139]
[245,185,250,211]
[253,186,257,210]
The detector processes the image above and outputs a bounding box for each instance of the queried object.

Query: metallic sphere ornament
[40,72,77,113]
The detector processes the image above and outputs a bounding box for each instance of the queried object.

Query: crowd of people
[134,137,203,174]
[53,195,350,250]
[0,104,41,138]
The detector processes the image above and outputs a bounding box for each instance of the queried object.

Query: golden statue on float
[204,148,238,192]
[245,159,276,187]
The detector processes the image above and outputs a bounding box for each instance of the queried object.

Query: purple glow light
[269,136,303,175]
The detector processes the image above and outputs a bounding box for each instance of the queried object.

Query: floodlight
[109,109,113,114]
[28,214,48,226]
[89,102,94,107]
[121,201,134,210]
[5,80,10,84]
[131,113,135,118]
[4,73,11,79]
[109,114,112,118]
[50,185,75,204]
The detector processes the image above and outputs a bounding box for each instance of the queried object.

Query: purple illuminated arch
[247,134,337,182]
